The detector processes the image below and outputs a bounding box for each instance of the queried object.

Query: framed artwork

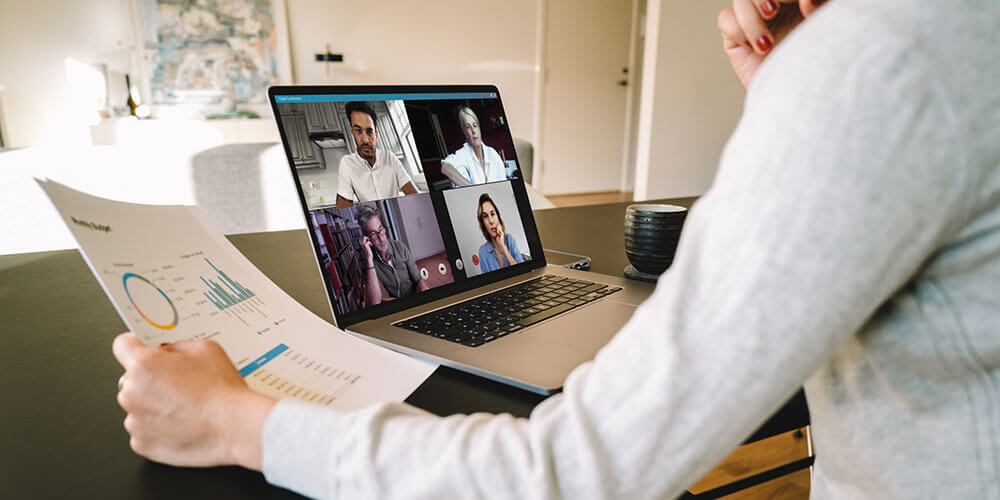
[130,0,293,113]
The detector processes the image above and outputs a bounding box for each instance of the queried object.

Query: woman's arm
[440,161,473,186]
[258,24,969,498]
[506,234,525,264]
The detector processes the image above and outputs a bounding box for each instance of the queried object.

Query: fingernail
[755,36,773,52]
[761,0,777,16]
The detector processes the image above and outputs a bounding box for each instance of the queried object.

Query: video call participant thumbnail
[337,101,419,207]
[476,193,524,272]
[443,181,529,278]
[406,99,520,191]
[441,106,509,187]
[356,204,428,305]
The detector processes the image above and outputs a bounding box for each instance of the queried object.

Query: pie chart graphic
[122,272,178,330]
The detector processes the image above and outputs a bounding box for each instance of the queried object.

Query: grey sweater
[262,0,1000,497]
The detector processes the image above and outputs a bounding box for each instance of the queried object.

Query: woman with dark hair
[476,193,523,272]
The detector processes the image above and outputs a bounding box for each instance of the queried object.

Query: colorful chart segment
[201,258,255,310]
[122,272,179,330]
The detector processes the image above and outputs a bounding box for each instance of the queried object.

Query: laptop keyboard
[394,275,622,347]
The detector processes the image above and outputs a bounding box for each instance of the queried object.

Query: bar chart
[201,258,254,310]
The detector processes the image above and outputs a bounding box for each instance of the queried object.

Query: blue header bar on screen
[273,92,498,103]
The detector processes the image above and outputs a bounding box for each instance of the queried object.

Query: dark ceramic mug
[624,204,687,274]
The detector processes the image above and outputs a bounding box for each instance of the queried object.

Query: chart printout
[37,179,435,410]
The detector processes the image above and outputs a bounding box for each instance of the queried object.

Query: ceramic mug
[624,204,687,274]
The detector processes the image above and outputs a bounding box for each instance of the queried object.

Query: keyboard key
[516,303,574,327]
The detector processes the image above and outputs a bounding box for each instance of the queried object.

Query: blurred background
[0,0,746,199]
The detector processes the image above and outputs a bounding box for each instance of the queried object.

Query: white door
[538,0,633,195]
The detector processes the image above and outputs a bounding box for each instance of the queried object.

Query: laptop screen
[269,86,546,327]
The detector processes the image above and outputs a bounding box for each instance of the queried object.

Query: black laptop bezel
[267,84,548,328]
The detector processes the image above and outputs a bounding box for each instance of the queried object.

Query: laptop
[268,85,654,394]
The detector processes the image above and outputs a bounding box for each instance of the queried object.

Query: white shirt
[442,142,507,185]
[336,149,414,203]
[262,1,1000,498]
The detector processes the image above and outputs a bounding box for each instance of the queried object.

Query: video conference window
[405,99,521,192]
[310,193,454,316]
[276,99,426,209]
[443,181,531,278]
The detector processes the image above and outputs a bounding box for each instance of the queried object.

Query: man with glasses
[357,204,428,306]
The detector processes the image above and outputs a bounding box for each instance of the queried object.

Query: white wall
[633,0,746,200]
[0,0,540,149]
[2,0,740,200]
[284,0,540,144]
[0,0,137,147]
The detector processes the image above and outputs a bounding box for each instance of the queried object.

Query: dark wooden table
[0,199,808,498]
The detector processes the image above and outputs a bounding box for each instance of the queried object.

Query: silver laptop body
[269,85,654,394]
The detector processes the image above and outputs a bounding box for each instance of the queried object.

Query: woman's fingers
[112,332,148,370]
[734,0,776,54]
[799,0,824,18]
[720,0,820,87]
[718,7,749,51]
[719,7,765,88]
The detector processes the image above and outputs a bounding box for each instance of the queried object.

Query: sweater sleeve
[262,9,972,499]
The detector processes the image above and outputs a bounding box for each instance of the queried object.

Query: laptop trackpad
[528,299,637,351]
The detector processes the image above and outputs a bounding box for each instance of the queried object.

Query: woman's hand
[492,223,507,250]
[718,0,824,88]
[492,224,517,267]
[112,333,276,470]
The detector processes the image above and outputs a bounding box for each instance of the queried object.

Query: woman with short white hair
[440,106,509,186]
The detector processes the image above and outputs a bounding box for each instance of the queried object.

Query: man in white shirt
[335,101,418,208]
[440,106,509,187]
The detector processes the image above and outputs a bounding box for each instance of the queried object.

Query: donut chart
[122,272,179,330]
